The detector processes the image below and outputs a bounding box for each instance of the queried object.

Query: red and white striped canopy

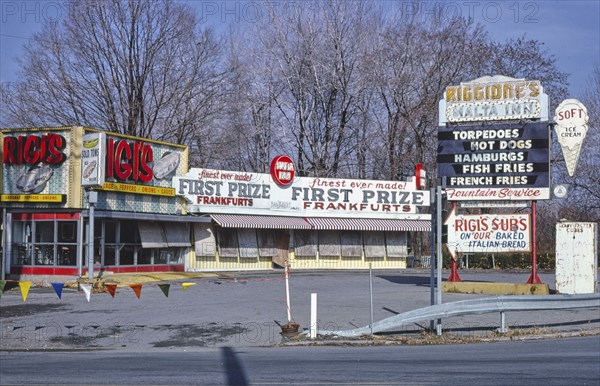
[304,217,431,232]
[210,214,312,229]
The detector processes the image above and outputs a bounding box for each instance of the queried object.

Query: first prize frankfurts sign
[174,168,430,219]
[437,122,550,200]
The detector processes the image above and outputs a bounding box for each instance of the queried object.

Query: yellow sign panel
[100,182,175,197]
[1,194,65,203]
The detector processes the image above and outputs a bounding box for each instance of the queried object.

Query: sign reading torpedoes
[554,99,589,176]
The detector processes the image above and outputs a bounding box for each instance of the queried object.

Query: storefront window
[138,248,152,264]
[11,220,33,265]
[90,219,186,267]
[12,219,78,266]
[58,244,77,265]
[35,222,54,243]
[104,245,116,266]
[120,244,135,265]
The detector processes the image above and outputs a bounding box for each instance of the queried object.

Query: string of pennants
[0,276,286,303]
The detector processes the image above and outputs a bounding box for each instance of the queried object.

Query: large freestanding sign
[174,168,430,219]
[437,122,550,200]
[437,76,552,200]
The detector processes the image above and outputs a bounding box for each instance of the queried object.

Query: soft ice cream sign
[175,168,430,219]
[554,99,589,176]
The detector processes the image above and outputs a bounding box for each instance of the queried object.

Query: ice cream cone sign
[554,99,589,176]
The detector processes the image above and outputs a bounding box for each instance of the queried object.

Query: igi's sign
[439,75,549,125]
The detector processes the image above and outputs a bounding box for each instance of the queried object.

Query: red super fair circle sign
[270,155,295,186]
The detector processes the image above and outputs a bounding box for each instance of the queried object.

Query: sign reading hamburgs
[439,75,549,125]
[437,122,550,200]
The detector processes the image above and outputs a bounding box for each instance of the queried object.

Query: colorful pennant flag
[181,282,196,292]
[158,284,170,298]
[51,282,64,299]
[19,281,32,302]
[0,280,5,299]
[80,284,92,302]
[105,284,118,298]
[129,283,142,299]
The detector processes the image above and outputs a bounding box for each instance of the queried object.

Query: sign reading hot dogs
[437,122,550,200]
[174,168,430,219]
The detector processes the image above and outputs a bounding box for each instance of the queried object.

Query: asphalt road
[1,336,599,385]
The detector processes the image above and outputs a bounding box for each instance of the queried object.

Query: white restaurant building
[1,126,431,278]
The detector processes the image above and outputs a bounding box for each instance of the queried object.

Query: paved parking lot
[1,269,598,350]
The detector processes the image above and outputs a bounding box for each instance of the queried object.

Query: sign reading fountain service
[174,169,430,219]
[439,75,549,126]
[437,122,550,200]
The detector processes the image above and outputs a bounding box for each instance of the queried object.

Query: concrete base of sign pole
[527,273,542,284]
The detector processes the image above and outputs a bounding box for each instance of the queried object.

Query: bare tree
[1,0,228,158]
[249,1,380,177]
[368,14,490,180]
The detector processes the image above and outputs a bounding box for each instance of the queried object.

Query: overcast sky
[1,0,599,99]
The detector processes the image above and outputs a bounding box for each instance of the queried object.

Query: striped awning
[304,217,431,232]
[210,214,313,229]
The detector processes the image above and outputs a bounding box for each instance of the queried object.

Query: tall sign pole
[438,75,551,285]
[527,201,541,284]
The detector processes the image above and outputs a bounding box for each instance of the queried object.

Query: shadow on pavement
[378,275,434,287]
[222,346,249,386]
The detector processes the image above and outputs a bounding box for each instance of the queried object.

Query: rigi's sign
[437,122,550,200]
[439,75,549,125]
[3,133,67,165]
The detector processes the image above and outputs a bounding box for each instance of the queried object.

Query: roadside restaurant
[1,127,431,278]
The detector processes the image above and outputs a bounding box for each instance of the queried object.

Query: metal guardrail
[315,293,600,337]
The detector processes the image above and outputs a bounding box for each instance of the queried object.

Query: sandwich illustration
[82,160,97,179]
[16,164,53,193]
[152,152,180,179]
